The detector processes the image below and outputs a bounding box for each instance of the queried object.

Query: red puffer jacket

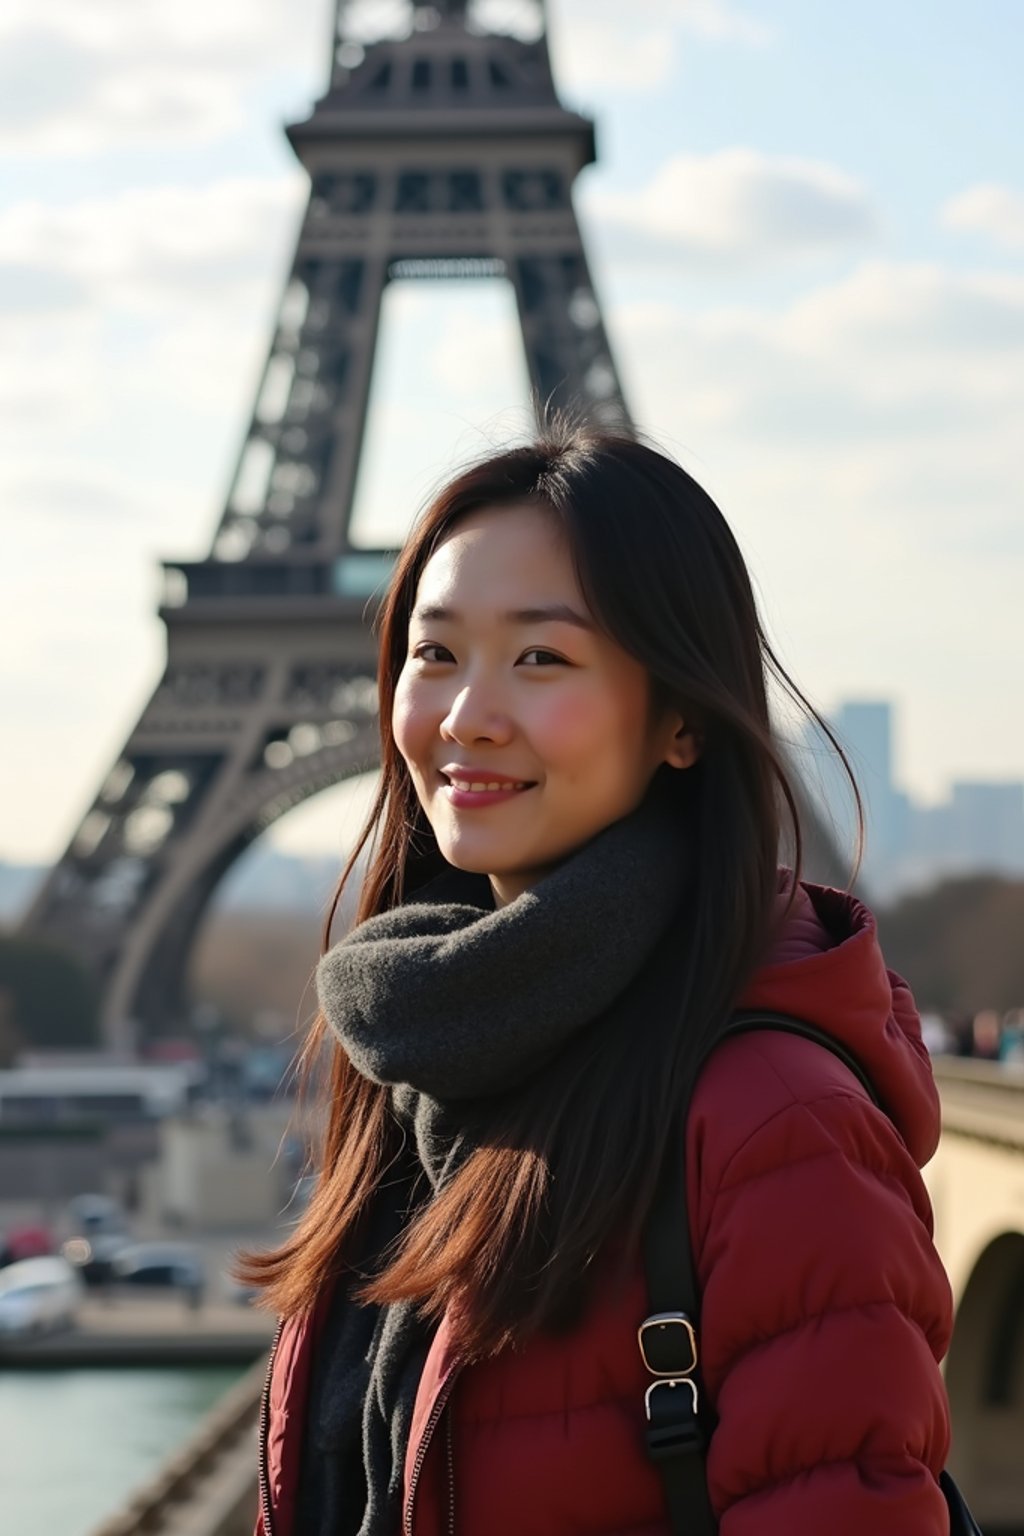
[257,878,954,1536]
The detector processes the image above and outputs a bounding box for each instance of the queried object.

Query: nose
[439,682,514,746]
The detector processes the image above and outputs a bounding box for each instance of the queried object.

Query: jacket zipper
[444,1401,456,1536]
[403,1365,462,1536]
[257,1316,286,1536]
[259,1317,458,1536]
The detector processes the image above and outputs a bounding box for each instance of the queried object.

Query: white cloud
[0,0,330,152]
[771,260,1024,365]
[0,175,305,502]
[550,0,771,94]
[561,0,771,46]
[942,183,1024,252]
[590,149,876,265]
[611,261,1024,489]
[0,54,242,154]
[0,0,319,55]
[599,260,1024,800]
[2,465,144,523]
[0,176,304,309]
[671,0,772,46]
[552,23,677,91]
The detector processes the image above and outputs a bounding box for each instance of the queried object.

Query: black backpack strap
[641,1010,879,1535]
[725,1010,881,1107]
[641,1105,715,1534]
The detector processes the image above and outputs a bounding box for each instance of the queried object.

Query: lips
[445,776,531,792]
[440,767,536,792]
[439,764,537,798]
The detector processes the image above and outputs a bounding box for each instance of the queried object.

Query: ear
[662,716,703,771]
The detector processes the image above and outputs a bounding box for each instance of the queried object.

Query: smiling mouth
[440,773,535,793]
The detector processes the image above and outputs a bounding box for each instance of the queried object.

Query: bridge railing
[87,1354,265,1536]
[932,1055,1024,1150]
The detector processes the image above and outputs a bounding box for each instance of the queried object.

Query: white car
[0,1255,82,1336]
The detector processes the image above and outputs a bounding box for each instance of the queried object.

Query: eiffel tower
[19,0,636,1046]
[22,0,847,1048]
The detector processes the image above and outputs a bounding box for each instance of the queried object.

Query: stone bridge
[927,1058,1024,1531]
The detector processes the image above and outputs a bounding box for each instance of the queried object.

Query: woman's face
[392,502,698,906]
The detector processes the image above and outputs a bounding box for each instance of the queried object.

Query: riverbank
[0,1292,276,1366]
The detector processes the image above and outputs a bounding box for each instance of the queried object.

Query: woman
[241,421,954,1536]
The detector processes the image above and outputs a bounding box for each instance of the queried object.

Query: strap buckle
[644,1378,703,1461]
[644,1376,698,1423]
[639,1312,703,1462]
[638,1311,698,1377]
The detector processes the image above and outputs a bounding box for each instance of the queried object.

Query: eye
[519,648,566,667]
[412,642,454,663]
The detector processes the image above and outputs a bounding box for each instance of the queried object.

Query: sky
[1,0,1022,865]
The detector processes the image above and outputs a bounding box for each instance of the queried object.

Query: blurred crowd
[921,1007,1024,1064]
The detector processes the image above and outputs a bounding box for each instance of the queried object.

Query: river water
[0,1365,246,1536]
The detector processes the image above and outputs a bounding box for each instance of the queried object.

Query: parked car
[61,1193,132,1285]
[110,1243,206,1307]
[1,1223,54,1265]
[0,1256,82,1337]
[66,1193,125,1229]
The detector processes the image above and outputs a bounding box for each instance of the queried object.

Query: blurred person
[920,1009,954,1056]
[239,422,956,1535]
[999,1008,1024,1065]
[950,1011,976,1057]
[971,1008,1001,1060]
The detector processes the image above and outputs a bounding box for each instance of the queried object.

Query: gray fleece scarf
[305,783,688,1536]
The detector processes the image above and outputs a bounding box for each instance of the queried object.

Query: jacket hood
[737,875,940,1167]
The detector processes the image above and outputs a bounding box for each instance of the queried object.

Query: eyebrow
[411,602,596,632]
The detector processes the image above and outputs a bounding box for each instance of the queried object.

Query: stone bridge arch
[926,1072,1024,1531]
[945,1232,1024,1530]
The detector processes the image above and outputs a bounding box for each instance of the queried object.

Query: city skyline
[802,697,1024,901]
[1,0,1022,863]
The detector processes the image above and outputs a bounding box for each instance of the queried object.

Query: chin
[436,835,532,882]
[440,850,493,875]
[432,836,498,875]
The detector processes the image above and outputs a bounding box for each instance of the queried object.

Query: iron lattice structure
[21,0,631,1044]
[22,0,846,1044]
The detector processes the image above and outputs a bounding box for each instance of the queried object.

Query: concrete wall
[0,1130,107,1207]
[144,1104,296,1231]
[925,1128,1024,1530]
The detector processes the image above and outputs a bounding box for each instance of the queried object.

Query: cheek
[391,676,427,769]
[536,678,652,781]
[531,685,620,758]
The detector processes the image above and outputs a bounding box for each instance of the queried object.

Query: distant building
[0,1063,199,1125]
[801,699,1024,900]
[835,701,908,863]
[799,700,904,890]
[839,701,893,789]
[946,781,1024,872]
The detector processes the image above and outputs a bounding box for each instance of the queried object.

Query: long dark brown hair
[237,418,863,1356]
